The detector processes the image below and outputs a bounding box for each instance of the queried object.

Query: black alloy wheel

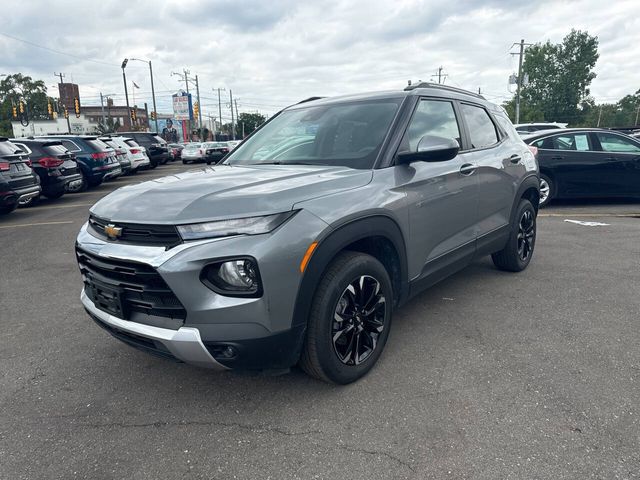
[332,275,386,366]
[517,209,535,262]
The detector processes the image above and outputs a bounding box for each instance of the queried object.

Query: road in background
[1,165,639,479]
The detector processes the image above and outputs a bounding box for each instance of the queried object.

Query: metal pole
[122,67,131,126]
[217,88,223,139]
[515,39,524,124]
[195,75,203,141]
[148,61,159,133]
[184,69,190,138]
[635,104,640,127]
[229,90,235,140]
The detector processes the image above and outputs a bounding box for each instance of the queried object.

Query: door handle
[505,154,521,164]
[550,156,564,161]
[459,163,476,176]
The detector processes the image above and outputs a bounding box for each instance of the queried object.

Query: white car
[104,136,151,172]
[181,143,206,163]
[514,122,568,135]
[226,140,241,150]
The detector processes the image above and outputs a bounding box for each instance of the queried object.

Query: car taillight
[130,149,141,154]
[0,161,10,171]
[199,149,203,154]
[91,151,109,160]
[38,157,64,168]
[25,159,32,167]
[222,148,229,153]
[528,145,538,156]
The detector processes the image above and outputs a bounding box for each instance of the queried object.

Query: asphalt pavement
[1,163,639,479]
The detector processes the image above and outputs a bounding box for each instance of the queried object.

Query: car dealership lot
[1,165,639,479]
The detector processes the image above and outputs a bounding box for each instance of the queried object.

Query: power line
[0,31,120,67]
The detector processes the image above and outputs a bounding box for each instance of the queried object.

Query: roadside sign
[172,92,193,121]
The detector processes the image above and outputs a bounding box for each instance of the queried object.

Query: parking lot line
[0,220,74,229]
[539,212,640,217]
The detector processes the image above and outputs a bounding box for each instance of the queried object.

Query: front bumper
[82,290,227,369]
[75,209,329,370]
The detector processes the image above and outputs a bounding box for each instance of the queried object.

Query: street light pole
[131,58,159,133]
[121,59,131,128]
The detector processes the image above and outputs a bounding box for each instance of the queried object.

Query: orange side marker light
[300,241,319,273]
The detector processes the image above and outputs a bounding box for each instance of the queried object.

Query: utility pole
[229,89,235,140]
[121,59,131,128]
[635,103,640,126]
[597,105,603,127]
[54,72,71,133]
[100,92,106,125]
[234,98,240,137]
[511,39,532,124]
[148,61,158,133]
[215,88,226,140]
[195,75,203,141]
[431,66,447,84]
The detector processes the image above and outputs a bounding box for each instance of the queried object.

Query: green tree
[504,30,599,125]
[0,73,53,137]
[96,117,122,134]
[236,112,267,137]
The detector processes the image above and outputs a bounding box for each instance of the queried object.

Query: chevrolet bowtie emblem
[104,224,123,240]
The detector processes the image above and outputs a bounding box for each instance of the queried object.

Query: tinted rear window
[86,139,112,151]
[153,135,166,144]
[124,139,140,148]
[43,144,69,156]
[0,141,22,156]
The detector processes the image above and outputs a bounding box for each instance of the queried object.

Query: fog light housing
[201,257,262,297]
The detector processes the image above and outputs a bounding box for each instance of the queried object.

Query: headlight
[177,211,296,240]
[201,257,262,297]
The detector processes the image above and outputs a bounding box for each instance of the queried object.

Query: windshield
[225,98,401,169]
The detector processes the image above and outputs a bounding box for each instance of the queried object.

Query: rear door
[591,131,640,196]
[532,132,605,197]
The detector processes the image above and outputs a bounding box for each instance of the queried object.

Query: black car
[100,137,132,175]
[523,128,640,206]
[42,136,121,191]
[0,138,41,214]
[119,132,169,168]
[204,142,230,165]
[11,139,83,200]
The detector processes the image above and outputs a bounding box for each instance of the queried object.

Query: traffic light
[193,102,199,118]
[63,106,69,119]
[18,100,25,114]
[150,111,156,121]
[73,97,80,118]
[11,103,17,119]
[47,101,53,117]
[130,106,137,123]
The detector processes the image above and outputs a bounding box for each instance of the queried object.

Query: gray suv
[76,83,539,384]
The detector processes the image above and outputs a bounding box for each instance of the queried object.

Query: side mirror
[397,135,460,164]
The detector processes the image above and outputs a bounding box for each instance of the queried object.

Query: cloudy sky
[1,0,638,124]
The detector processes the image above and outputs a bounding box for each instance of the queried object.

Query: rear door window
[460,104,499,149]
[43,144,69,156]
[124,139,140,148]
[595,132,640,153]
[86,139,111,151]
[60,140,81,152]
[0,141,22,155]
[549,133,591,151]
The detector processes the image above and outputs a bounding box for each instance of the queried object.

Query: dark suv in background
[12,138,83,200]
[119,132,169,168]
[43,136,121,190]
[77,83,540,384]
[0,138,41,214]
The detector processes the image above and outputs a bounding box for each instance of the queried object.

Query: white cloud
[1,0,638,123]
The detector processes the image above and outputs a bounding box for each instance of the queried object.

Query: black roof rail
[297,96,325,104]
[404,82,485,100]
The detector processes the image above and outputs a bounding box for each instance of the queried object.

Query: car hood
[90,164,372,224]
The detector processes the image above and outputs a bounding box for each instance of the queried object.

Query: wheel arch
[510,174,541,223]
[291,215,409,328]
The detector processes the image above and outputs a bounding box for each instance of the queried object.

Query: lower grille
[88,214,182,248]
[77,247,186,323]
[10,177,37,189]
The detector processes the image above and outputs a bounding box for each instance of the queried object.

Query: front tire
[492,199,536,272]
[300,251,393,384]
[539,174,553,208]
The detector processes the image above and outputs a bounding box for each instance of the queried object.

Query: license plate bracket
[87,281,127,319]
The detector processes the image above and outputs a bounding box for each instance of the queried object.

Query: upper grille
[88,214,182,248]
[77,247,186,324]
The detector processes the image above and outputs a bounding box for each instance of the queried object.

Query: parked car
[181,142,205,163]
[226,140,240,150]
[42,135,121,190]
[101,136,150,173]
[514,122,567,135]
[204,142,230,164]
[0,138,41,214]
[523,128,640,207]
[11,138,83,201]
[100,137,131,175]
[76,83,539,384]
[119,132,169,167]
[168,143,184,161]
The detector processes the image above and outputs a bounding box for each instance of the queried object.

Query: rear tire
[492,199,536,272]
[44,190,65,200]
[300,251,393,384]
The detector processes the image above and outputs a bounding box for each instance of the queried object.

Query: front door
[393,98,478,281]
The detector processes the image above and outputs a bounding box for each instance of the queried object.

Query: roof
[286,84,497,111]
[521,127,616,142]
